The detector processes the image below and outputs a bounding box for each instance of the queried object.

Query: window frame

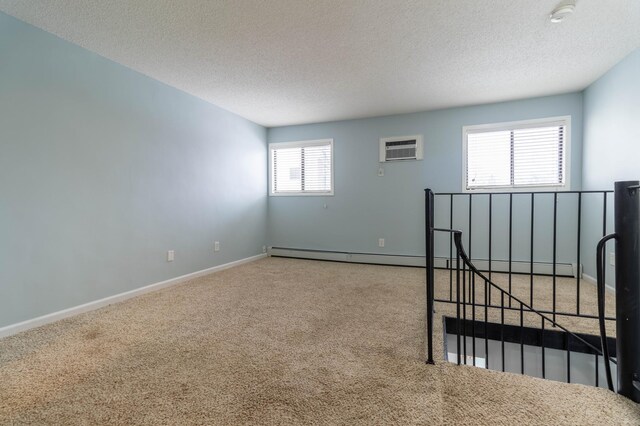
[269,138,334,197]
[461,116,571,193]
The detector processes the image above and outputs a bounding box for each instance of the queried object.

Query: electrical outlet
[262,245,267,253]
[167,250,175,262]
[610,252,615,266]
[214,241,220,252]
[378,167,385,177]
[378,238,385,248]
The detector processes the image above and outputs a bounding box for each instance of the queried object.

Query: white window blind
[464,117,569,190]
[270,139,333,195]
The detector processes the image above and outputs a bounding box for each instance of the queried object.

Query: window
[463,116,570,191]
[269,139,333,196]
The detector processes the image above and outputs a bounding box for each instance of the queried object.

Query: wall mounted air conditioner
[379,135,424,162]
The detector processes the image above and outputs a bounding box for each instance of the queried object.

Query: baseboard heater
[268,247,425,267]
[436,258,578,277]
[268,247,579,277]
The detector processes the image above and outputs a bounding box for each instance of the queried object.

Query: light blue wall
[0,13,267,327]
[581,48,640,284]
[268,93,584,263]
[583,48,640,188]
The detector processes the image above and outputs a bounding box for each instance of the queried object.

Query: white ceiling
[1,1,639,127]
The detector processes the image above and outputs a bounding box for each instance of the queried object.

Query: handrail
[596,233,617,391]
[434,190,613,195]
[449,229,615,364]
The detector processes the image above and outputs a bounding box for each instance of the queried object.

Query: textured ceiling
[1,1,639,127]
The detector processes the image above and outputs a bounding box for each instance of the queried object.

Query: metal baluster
[520,302,524,375]
[509,194,513,307]
[530,193,535,307]
[567,333,571,383]
[468,194,472,263]
[601,192,607,298]
[472,272,476,367]
[463,256,467,364]
[468,194,473,331]
[576,192,582,315]
[488,194,492,281]
[449,194,454,301]
[501,292,505,372]
[552,193,557,324]
[485,279,489,370]
[456,252,461,366]
[541,318,546,379]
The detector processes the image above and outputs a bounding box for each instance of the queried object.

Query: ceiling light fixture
[550,2,576,23]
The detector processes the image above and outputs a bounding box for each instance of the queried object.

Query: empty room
[1,1,640,424]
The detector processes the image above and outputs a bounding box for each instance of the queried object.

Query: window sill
[269,192,334,197]
[462,184,569,194]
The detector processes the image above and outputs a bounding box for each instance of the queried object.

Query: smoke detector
[550,2,576,23]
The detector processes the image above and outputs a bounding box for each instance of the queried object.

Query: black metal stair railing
[430,189,614,323]
[425,188,617,392]
[443,228,616,390]
[426,181,640,402]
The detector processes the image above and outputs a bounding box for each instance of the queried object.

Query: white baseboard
[582,272,616,293]
[0,253,267,339]
[582,273,596,285]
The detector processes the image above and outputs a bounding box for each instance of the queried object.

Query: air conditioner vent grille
[386,140,416,147]
[379,135,424,162]
[386,147,417,160]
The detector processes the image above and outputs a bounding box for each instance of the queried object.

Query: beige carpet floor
[0,257,638,425]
